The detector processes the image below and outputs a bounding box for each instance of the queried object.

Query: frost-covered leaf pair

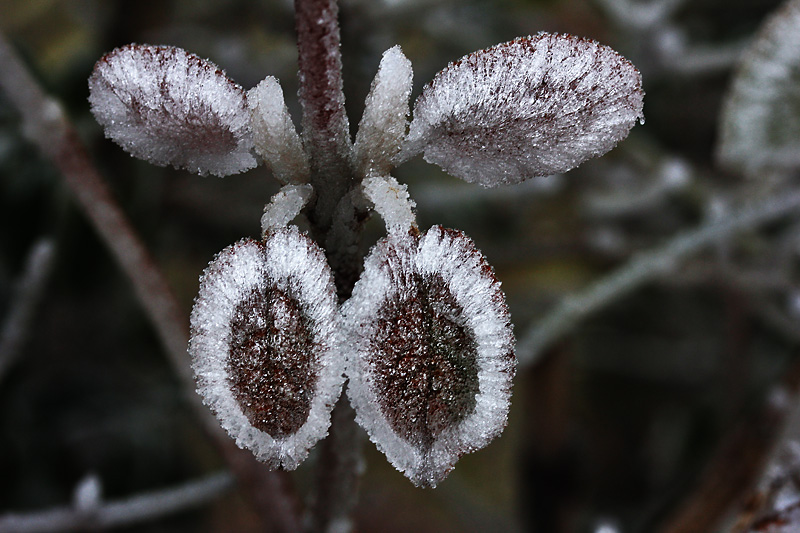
[89,33,643,185]
[189,184,513,487]
[190,225,343,470]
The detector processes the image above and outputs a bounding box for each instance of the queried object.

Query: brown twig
[0,33,194,410]
[307,392,364,533]
[0,32,302,532]
[656,367,799,533]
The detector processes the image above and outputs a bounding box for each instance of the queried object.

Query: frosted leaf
[354,46,413,177]
[88,44,256,177]
[248,77,311,184]
[717,0,800,175]
[362,175,417,234]
[402,33,644,186]
[190,229,343,469]
[261,183,314,236]
[343,226,515,487]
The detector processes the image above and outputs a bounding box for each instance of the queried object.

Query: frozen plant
[717,0,800,176]
[87,0,643,493]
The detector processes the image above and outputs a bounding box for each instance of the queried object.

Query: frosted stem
[517,189,800,369]
[295,0,354,231]
[0,472,233,533]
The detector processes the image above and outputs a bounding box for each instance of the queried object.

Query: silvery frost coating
[362,176,417,235]
[717,0,800,175]
[401,33,645,186]
[189,228,344,470]
[354,46,413,178]
[260,183,314,236]
[88,45,256,177]
[248,77,311,184]
[88,30,643,484]
[343,225,515,488]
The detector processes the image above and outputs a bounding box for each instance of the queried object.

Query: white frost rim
[190,227,343,470]
[343,226,515,487]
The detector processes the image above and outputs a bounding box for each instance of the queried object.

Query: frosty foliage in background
[717,0,800,175]
[88,26,643,486]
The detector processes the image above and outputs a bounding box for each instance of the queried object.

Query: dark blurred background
[1,0,797,531]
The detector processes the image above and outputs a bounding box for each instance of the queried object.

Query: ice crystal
[343,226,515,487]
[248,77,310,184]
[354,46,413,178]
[402,33,644,186]
[718,0,800,175]
[362,175,417,234]
[261,183,314,236]
[88,44,256,177]
[189,229,343,469]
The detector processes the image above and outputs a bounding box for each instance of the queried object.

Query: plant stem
[307,392,364,533]
[294,1,365,530]
[295,0,353,234]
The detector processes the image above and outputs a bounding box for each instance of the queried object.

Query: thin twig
[0,238,56,385]
[0,472,234,533]
[517,190,800,370]
[595,0,687,29]
[0,32,302,532]
[662,40,747,76]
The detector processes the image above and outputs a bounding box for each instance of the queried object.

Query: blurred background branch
[0,238,56,385]
[0,30,302,533]
[0,471,233,533]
